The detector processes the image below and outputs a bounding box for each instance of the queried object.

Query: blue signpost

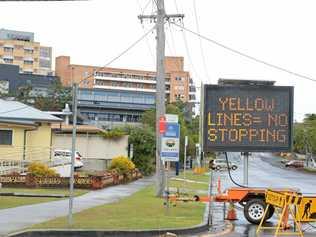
[161,122,180,162]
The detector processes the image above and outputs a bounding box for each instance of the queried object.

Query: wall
[0,125,24,160]
[26,123,52,161]
[0,64,57,95]
[0,123,52,161]
[55,56,96,87]
[52,133,128,160]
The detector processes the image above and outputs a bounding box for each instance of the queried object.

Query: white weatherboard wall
[52,134,128,160]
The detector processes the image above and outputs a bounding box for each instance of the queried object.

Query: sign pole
[184,136,188,180]
[243,152,249,186]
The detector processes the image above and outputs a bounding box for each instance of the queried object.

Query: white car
[210,159,238,170]
[53,149,84,169]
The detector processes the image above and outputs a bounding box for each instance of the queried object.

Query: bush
[128,126,155,176]
[27,162,59,177]
[99,128,126,139]
[132,155,154,176]
[109,156,135,175]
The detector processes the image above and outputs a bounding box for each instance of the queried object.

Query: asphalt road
[211,152,316,237]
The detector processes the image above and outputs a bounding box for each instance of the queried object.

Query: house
[0,100,62,162]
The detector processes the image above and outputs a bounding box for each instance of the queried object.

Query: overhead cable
[172,22,316,83]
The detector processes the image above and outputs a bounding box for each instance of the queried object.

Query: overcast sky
[1,0,316,121]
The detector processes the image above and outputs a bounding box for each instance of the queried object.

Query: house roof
[0,100,62,123]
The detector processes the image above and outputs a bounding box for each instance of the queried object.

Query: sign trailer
[203,84,294,152]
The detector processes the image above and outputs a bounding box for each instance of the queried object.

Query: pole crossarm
[138,14,184,23]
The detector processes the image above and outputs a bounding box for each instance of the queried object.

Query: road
[211,152,316,237]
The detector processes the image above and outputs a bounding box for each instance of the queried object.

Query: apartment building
[0,29,52,75]
[55,56,196,103]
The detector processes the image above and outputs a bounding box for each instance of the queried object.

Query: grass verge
[31,185,206,230]
[303,167,316,173]
[0,188,88,210]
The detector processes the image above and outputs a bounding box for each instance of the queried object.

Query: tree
[141,101,199,162]
[128,126,155,175]
[294,114,316,154]
[33,80,71,111]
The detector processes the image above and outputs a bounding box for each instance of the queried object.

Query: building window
[4,47,13,53]
[0,130,13,145]
[24,49,34,54]
[24,60,33,65]
[3,58,13,64]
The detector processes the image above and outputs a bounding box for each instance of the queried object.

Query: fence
[0,169,142,190]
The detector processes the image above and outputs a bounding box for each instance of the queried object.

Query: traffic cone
[226,202,237,220]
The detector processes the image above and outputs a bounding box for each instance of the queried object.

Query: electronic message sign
[203,85,293,152]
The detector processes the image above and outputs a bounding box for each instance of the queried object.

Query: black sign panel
[203,85,293,152]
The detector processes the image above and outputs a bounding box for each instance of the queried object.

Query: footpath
[0,177,154,236]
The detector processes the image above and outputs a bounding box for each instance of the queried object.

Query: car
[53,149,84,169]
[285,160,304,168]
[210,159,238,170]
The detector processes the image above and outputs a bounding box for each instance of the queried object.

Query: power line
[166,23,182,71]
[138,0,152,15]
[180,22,204,82]
[192,0,211,82]
[172,22,316,83]
[78,25,156,85]
[137,0,156,65]
[172,0,203,83]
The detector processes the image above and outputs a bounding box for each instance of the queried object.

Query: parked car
[285,160,304,168]
[53,149,84,169]
[210,159,238,170]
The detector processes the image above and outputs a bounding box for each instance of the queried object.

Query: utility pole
[138,1,184,196]
[68,82,78,226]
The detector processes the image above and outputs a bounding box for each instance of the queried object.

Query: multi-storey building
[77,88,155,128]
[0,29,52,75]
[55,56,196,103]
[0,64,57,96]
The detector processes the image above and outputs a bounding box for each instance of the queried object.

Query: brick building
[55,56,196,103]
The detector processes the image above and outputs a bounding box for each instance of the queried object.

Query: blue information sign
[161,122,180,161]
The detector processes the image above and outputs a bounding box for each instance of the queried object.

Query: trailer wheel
[244,198,267,224]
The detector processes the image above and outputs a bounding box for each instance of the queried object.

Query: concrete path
[0,176,154,236]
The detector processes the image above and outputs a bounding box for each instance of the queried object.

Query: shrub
[128,126,155,176]
[27,162,59,177]
[109,156,135,175]
[99,128,126,139]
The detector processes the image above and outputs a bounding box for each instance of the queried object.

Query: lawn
[31,185,206,230]
[0,188,89,210]
[168,170,211,192]
[179,170,211,183]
